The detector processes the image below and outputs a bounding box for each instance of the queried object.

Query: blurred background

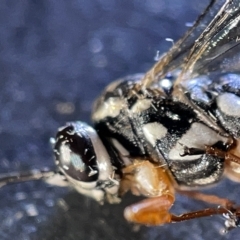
[0,0,240,239]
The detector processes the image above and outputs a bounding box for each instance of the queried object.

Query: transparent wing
[140,0,240,88]
[175,0,240,84]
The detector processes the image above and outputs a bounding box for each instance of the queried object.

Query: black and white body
[2,0,240,231]
[52,68,240,228]
[52,0,240,229]
[93,72,235,185]
[53,69,240,197]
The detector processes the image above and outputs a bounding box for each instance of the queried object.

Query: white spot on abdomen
[143,122,168,146]
[169,122,228,161]
[217,93,240,117]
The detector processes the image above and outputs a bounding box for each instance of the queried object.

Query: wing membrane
[176,0,240,84]
[140,0,240,88]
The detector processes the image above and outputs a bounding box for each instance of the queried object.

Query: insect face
[54,122,120,203]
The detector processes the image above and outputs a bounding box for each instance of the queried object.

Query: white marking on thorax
[169,122,228,161]
[131,99,152,113]
[217,93,240,117]
[142,122,168,147]
[92,97,126,121]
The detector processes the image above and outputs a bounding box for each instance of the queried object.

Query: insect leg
[205,145,240,165]
[176,190,240,231]
[171,207,240,224]
[124,192,240,227]
[177,190,235,209]
[179,143,240,166]
[121,160,240,227]
[120,159,176,225]
[124,194,174,225]
[180,142,240,182]
[179,145,205,157]
[119,159,174,197]
[124,191,240,227]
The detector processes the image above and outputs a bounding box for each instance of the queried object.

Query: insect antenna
[0,167,56,188]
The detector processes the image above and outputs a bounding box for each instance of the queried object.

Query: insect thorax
[92,74,232,187]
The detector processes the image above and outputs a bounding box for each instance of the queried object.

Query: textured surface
[0,0,240,239]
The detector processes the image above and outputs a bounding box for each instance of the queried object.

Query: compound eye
[54,122,98,182]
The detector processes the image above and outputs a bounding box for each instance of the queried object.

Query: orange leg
[205,145,240,166]
[180,141,240,182]
[205,142,240,182]
[120,159,175,225]
[120,159,240,229]
[124,195,240,226]
[179,142,240,166]
[177,190,235,209]
[124,194,174,225]
[120,159,174,198]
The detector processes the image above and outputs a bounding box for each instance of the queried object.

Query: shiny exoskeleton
[91,73,234,187]
[2,0,240,231]
[53,0,240,229]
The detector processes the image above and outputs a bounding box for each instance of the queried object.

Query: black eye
[54,122,99,182]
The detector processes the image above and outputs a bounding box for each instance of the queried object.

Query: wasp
[2,0,240,232]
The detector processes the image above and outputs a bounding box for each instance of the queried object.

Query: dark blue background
[0,0,240,239]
